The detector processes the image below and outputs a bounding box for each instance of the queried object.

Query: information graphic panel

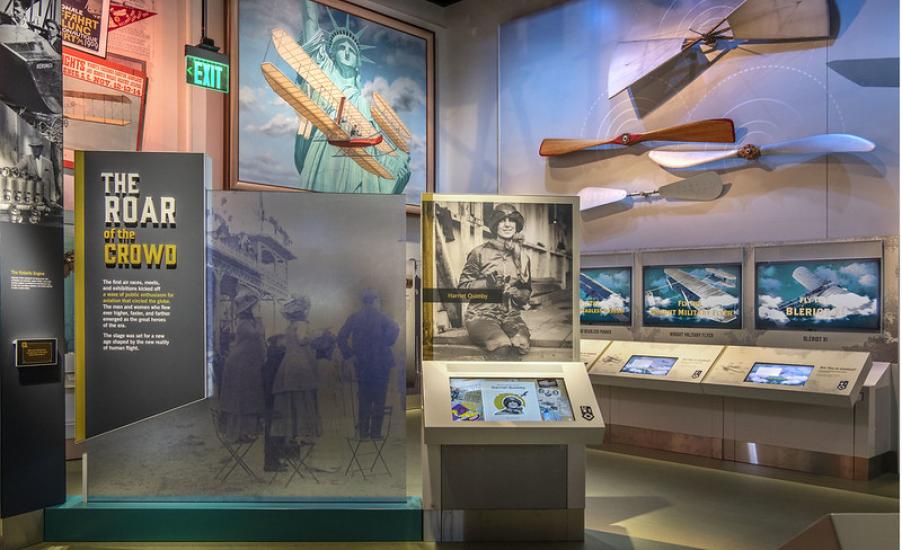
[755,258,881,332]
[75,152,206,439]
[451,378,574,422]
[702,346,871,407]
[580,267,631,326]
[643,264,741,329]
[589,340,724,393]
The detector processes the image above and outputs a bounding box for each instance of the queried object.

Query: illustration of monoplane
[608,0,830,99]
[261,28,410,180]
[579,273,629,323]
[646,268,739,324]
[540,119,735,157]
[648,134,875,169]
[778,266,865,311]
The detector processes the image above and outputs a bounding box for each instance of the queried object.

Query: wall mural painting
[233,0,434,208]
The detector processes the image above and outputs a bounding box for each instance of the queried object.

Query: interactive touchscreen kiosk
[422,361,603,541]
[702,346,871,407]
[589,341,724,393]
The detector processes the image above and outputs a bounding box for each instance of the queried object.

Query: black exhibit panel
[76,151,207,439]
[0,223,66,517]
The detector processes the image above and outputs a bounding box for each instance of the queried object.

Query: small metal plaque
[14,338,57,367]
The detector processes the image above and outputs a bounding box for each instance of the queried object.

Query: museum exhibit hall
[0,0,899,548]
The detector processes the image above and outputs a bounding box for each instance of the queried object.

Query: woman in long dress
[271,296,321,448]
[218,289,266,443]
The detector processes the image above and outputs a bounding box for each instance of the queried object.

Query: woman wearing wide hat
[218,288,267,443]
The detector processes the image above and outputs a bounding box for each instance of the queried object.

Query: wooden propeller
[539,118,735,157]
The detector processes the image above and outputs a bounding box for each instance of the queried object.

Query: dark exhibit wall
[76,151,207,439]
[0,223,65,517]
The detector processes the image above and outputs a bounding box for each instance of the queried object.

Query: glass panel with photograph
[755,258,881,332]
[422,196,577,362]
[84,192,407,500]
[642,263,742,329]
[450,378,573,422]
[580,267,631,326]
[745,363,815,387]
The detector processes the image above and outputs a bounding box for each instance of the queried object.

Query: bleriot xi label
[76,152,206,439]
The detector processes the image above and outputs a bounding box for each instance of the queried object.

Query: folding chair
[279,440,320,487]
[210,407,262,483]
[345,405,393,480]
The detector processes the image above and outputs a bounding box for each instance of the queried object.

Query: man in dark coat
[338,288,399,440]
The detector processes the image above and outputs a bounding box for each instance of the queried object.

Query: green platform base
[45,496,423,542]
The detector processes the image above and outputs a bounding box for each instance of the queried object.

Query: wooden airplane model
[261,28,411,179]
[540,119,735,157]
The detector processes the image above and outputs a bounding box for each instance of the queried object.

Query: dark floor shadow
[828,58,900,88]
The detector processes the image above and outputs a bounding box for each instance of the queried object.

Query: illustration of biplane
[260,28,410,180]
[579,272,630,323]
[63,90,132,126]
[646,268,739,324]
[609,0,830,99]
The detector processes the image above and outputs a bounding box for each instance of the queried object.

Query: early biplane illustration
[578,171,724,212]
[646,267,739,324]
[706,267,737,288]
[579,272,630,324]
[540,119,735,157]
[648,134,875,169]
[63,90,132,126]
[608,0,830,99]
[261,27,410,181]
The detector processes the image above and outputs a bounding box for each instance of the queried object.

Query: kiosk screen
[745,363,815,387]
[620,355,677,376]
[450,378,574,422]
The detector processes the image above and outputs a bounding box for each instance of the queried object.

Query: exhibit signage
[185,45,229,93]
[14,338,58,368]
[75,151,207,440]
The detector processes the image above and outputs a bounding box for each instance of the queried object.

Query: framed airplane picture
[229,0,435,211]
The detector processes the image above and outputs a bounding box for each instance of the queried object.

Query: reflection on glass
[620,355,677,376]
[84,192,407,500]
[745,363,814,387]
[450,378,573,422]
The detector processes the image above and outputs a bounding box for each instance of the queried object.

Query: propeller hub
[737,144,762,160]
[619,133,631,145]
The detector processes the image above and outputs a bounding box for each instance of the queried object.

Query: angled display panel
[450,378,574,422]
[580,267,631,326]
[642,263,742,329]
[589,340,723,393]
[422,194,579,363]
[84,192,407,499]
[755,258,881,332]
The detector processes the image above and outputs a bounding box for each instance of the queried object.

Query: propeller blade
[647,148,739,168]
[655,171,724,201]
[578,187,629,211]
[638,119,735,144]
[540,118,735,157]
[761,134,876,155]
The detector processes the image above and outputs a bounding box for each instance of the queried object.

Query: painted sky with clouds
[237,0,428,204]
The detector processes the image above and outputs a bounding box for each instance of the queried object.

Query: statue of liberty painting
[259,1,412,194]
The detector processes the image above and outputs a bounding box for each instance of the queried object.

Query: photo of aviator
[423,196,577,362]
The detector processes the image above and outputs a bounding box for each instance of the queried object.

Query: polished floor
[30,410,899,550]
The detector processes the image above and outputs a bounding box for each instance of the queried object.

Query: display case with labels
[579,339,611,369]
[702,346,871,407]
[589,340,724,393]
[421,360,604,542]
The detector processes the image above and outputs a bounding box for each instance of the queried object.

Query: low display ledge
[45,496,423,542]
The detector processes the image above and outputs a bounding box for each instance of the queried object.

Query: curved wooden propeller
[539,119,735,157]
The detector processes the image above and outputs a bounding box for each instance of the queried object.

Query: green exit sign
[185,45,229,93]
